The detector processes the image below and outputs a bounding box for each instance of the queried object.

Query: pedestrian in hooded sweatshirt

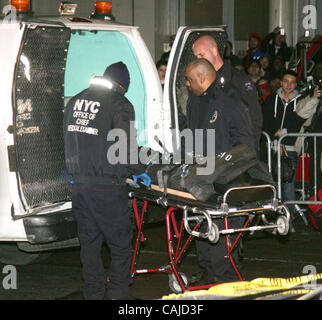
[262,70,321,227]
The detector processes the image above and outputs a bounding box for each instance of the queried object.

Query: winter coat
[63,81,144,185]
[187,81,254,156]
[294,95,320,154]
[262,88,307,149]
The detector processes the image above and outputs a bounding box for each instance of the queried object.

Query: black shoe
[189,270,205,283]
[188,269,215,286]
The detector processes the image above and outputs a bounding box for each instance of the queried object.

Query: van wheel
[0,243,50,266]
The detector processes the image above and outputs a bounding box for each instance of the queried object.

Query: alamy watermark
[302,5,317,30]
[302,264,318,290]
[104,124,218,176]
[2,265,17,290]
[68,97,219,175]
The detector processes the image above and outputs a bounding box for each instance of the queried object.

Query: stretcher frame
[127,179,291,293]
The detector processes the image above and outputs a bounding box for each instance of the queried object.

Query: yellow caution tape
[162,273,322,299]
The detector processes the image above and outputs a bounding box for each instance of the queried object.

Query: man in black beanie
[63,61,145,300]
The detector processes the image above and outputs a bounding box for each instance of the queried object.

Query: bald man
[192,35,223,70]
[185,59,253,284]
[186,59,216,96]
[189,35,263,156]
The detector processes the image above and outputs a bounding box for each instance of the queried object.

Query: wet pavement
[0,213,320,301]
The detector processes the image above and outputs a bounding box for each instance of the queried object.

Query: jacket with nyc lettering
[63,83,144,185]
[187,81,255,156]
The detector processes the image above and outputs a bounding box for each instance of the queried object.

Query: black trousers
[195,216,243,283]
[72,183,133,300]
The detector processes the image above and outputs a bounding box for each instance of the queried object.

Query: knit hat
[103,61,130,91]
[248,32,262,49]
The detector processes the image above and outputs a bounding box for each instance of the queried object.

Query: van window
[64,30,147,146]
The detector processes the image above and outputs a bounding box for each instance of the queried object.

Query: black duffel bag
[146,144,270,202]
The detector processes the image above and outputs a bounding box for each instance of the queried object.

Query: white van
[0,1,227,264]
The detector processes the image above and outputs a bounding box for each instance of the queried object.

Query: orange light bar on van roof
[11,0,30,12]
[94,1,112,15]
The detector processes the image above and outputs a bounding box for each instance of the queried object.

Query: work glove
[132,172,152,187]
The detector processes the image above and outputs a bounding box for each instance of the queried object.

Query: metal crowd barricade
[261,131,272,173]
[276,133,322,206]
[261,131,322,225]
[261,132,322,205]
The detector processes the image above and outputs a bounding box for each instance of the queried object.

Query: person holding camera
[261,26,293,63]
[262,70,321,228]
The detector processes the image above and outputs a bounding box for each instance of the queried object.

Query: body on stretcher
[126,178,291,294]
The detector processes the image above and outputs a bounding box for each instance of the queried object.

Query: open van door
[12,25,72,216]
[0,22,77,264]
[163,26,228,153]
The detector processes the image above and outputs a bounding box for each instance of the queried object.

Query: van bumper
[23,210,78,244]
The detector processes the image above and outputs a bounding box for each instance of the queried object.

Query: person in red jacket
[243,32,269,68]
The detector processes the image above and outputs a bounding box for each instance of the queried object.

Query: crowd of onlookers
[154,27,322,227]
[223,26,320,108]
[156,27,321,108]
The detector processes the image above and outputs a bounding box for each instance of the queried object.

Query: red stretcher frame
[128,182,290,293]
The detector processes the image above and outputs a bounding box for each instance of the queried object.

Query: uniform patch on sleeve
[209,111,218,123]
[245,82,254,91]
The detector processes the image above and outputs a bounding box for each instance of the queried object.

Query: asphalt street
[0,213,320,301]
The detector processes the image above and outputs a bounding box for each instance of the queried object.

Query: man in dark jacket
[186,59,254,155]
[190,35,262,156]
[261,27,293,63]
[186,58,254,284]
[63,62,145,300]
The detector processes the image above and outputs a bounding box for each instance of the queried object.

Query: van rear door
[163,26,227,152]
[12,24,71,213]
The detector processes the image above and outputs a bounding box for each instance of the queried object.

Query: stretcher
[127,178,291,293]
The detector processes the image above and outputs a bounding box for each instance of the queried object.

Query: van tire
[0,243,50,266]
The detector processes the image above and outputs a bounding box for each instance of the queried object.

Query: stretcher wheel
[278,205,291,220]
[208,223,220,243]
[168,272,188,293]
[276,216,289,235]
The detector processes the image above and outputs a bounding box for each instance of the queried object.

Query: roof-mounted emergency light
[11,0,30,13]
[95,1,112,14]
[59,2,78,16]
[91,1,115,21]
